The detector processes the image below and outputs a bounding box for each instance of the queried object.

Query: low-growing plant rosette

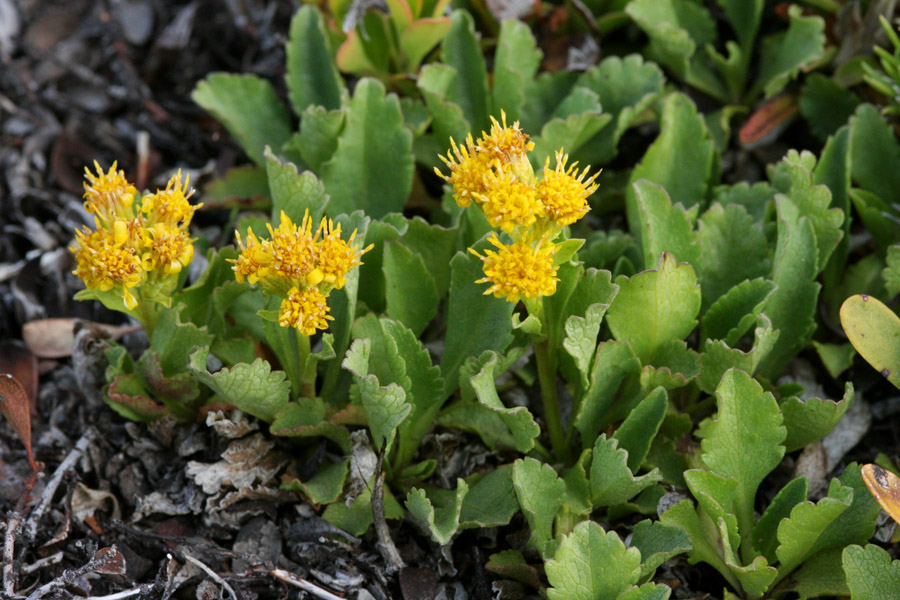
[435,112,599,461]
[230,210,372,397]
[70,162,200,335]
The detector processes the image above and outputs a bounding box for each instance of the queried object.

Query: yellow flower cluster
[231,212,371,336]
[70,162,199,310]
[436,113,599,303]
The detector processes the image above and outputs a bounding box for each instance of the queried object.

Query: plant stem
[534,338,567,463]
[296,329,316,399]
[137,293,158,340]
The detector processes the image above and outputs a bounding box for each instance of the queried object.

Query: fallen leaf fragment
[23,318,140,358]
[0,373,38,473]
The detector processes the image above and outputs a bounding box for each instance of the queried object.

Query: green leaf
[780,382,854,452]
[884,245,900,298]
[640,340,700,392]
[629,519,692,581]
[418,63,470,151]
[753,477,808,564]
[701,278,776,346]
[320,78,413,219]
[850,104,900,205]
[285,6,343,114]
[563,303,610,390]
[714,181,775,224]
[799,74,861,141]
[683,470,739,550]
[752,6,825,99]
[717,0,763,49]
[400,18,451,72]
[776,478,854,576]
[841,294,900,389]
[406,479,468,545]
[632,179,700,271]
[265,148,329,225]
[849,189,900,251]
[188,347,290,422]
[281,458,349,504]
[697,203,770,311]
[440,11,490,131]
[701,369,786,542]
[492,19,541,122]
[758,197,820,379]
[269,398,352,453]
[590,435,662,507]
[843,544,900,600]
[660,500,734,585]
[545,520,642,600]
[627,94,714,244]
[343,339,412,452]
[811,341,856,379]
[617,584,672,600]
[575,54,665,165]
[383,240,439,336]
[152,305,215,375]
[459,466,518,528]
[441,251,514,399]
[613,387,668,472]
[792,548,849,600]
[530,111,611,169]
[470,353,539,453]
[607,251,702,364]
[322,484,404,536]
[512,457,566,558]
[192,73,292,167]
[202,166,269,208]
[290,105,345,173]
[575,340,642,444]
[485,550,541,589]
[698,314,779,393]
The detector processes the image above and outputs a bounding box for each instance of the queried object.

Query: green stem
[137,292,158,340]
[534,338,567,464]
[296,329,316,399]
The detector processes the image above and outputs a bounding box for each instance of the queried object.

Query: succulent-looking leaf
[607,252,701,364]
[285,6,344,114]
[629,519,691,581]
[843,544,900,600]
[192,73,292,167]
[188,347,290,423]
[545,520,645,600]
[492,19,541,123]
[281,459,349,504]
[780,382,854,452]
[753,477,808,564]
[265,148,329,225]
[320,78,413,219]
[512,458,566,558]
[459,466,518,528]
[701,369,785,542]
[469,354,539,453]
[590,435,662,507]
[406,479,468,545]
[840,294,900,390]
[613,386,668,472]
[632,179,700,271]
[440,11,490,131]
[752,6,825,99]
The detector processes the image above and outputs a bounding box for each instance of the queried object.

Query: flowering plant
[71,162,199,337]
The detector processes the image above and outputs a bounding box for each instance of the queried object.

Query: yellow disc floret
[83,161,137,223]
[474,166,544,233]
[537,151,599,227]
[70,228,144,309]
[279,286,334,335]
[469,234,559,303]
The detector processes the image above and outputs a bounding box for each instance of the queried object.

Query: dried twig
[24,428,96,542]
[271,568,345,600]
[372,448,405,573]
[183,552,237,600]
[86,588,146,600]
[22,551,63,574]
[3,511,21,595]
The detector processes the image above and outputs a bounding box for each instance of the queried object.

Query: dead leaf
[0,373,37,472]
[23,318,140,358]
[862,463,900,526]
[0,342,38,415]
[72,482,122,526]
[92,546,128,575]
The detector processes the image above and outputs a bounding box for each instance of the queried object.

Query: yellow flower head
[279,286,334,335]
[266,212,320,285]
[469,234,559,303]
[140,223,195,274]
[315,218,372,290]
[477,111,534,165]
[537,151,599,227]
[435,111,535,208]
[474,166,544,233]
[141,170,200,228]
[83,161,137,223]
[435,133,493,207]
[70,228,144,309]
